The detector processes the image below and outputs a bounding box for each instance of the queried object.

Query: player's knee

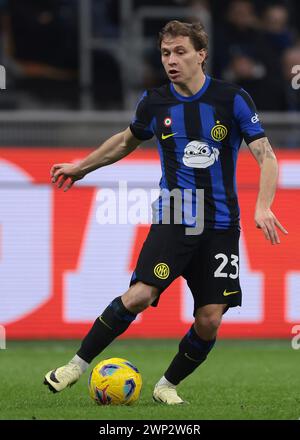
[122,282,159,314]
[194,313,222,334]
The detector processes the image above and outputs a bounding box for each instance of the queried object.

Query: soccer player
[44,21,288,404]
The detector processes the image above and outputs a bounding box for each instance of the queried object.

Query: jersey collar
[170,75,211,102]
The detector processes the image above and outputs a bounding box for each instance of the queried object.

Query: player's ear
[198,48,206,64]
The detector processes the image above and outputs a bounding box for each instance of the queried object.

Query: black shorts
[129,224,242,315]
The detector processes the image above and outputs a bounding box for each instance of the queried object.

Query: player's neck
[172,72,206,97]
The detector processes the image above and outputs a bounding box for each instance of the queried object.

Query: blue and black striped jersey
[130,75,265,229]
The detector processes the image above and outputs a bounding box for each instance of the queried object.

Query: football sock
[70,354,89,373]
[156,375,176,388]
[164,325,216,385]
[76,296,137,363]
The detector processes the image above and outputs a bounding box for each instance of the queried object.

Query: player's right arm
[50,127,141,192]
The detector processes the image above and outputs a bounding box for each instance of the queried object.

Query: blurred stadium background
[0,0,300,344]
[1,0,300,422]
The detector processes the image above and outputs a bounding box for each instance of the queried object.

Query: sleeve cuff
[244,131,266,145]
[129,124,153,141]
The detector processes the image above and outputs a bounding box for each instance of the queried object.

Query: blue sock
[164,325,216,385]
[77,296,137,363]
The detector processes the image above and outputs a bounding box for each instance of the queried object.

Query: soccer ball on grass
[88,357,142,405]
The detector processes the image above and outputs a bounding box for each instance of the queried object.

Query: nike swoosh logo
[99,316,113,330]
[184,353,202,362]
[223,289,239,296]
[161,132,178,140]
[50,369,60,383]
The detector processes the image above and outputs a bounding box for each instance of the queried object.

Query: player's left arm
[248,136,288,244]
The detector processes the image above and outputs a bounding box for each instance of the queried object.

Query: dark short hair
[158,20,208,68]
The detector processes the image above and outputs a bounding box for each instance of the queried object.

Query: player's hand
[50,163,85,192]
[254,207,288,244]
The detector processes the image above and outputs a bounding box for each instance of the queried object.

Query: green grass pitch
[0,339,299,420]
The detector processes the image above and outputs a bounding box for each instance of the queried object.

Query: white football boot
[44,362,82,393]
[153,384,187,405]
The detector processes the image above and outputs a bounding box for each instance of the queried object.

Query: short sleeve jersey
[130,75,265,229]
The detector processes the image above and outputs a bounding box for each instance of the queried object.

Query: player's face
[161,35,205,85]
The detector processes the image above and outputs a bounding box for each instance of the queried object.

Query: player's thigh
[184,228,242,314]
[129,223,199,305]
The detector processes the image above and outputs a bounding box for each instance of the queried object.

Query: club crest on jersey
[163,117,172,127]
[183,141,219,169]
[154,263,170,279]
[211,121,227,141]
